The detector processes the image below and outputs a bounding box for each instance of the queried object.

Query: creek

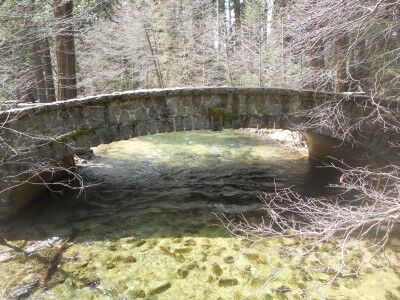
[0,130,399,299]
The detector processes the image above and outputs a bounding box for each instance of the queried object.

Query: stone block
[134,107,149,121]
[82,106,106,128]
[118,123,135,140]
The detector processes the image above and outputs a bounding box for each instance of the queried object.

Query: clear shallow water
[0,130,399,299]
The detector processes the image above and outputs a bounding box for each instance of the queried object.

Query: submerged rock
[7,281,38,300]
[186,262,199,270]
[250,277,265,287]
[106,261,115,269]
[160,245,173,256]
[173,253,185,263]
[200,253,208,262]
[120,237,137,243]
[274,285,291,293]
[0,250,12,263]
[316,273,331,283]
[127,288,146,298]
[207,275,216,283]
[212,264,223,276]
[201,244,211,250]
[107,244,117,251]
[223,256,235,264]
[218,278,239,287]
[177,268,189,278]
[174,247,192,253]
[124,255,137,263]
[148,282,172,295]
[244,253,259,261]
[121,238,146,248]
[85,279,100,288]
[184,239,197,246]
[264,294,273,300]
[145,240,158,250]
[172,237,183,243]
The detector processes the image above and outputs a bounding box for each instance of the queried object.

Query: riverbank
[247,128,308,156]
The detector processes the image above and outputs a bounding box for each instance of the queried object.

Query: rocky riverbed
[0,130,399,299]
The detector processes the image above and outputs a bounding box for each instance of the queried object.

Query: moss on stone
[210,107,224,120]
[210,107,239,124]
[223,112,239,123]
[47,140,57,148]
[64,128,96,141]
[47,128,96,147]
[131,120,141,127]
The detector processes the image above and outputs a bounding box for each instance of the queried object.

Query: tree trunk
[233,0,242,50]
[144,27,164,88]
[233,0,241,31]
[349,38,369,92]
[53,0,77,100]
[31,41,47,103]
[309,39,325,90]
[39,37,56,102]
[214,0,225,53]
[334,34,349,93]
[164,2,178,83]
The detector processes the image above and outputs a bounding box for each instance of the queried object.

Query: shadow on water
[1,142,340,244]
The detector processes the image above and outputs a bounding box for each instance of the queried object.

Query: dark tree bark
[309,39,325,90]
[233,0,241,31]
[335,34,349,92]
[307,0,325,90]
[53,0,77,100]
[349,38,370,92]
[31,40,47,102]
[40,37,56,102]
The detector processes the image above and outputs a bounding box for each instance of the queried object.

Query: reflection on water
[0,130,398,299]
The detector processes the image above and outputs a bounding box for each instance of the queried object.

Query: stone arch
[0,87,396,216]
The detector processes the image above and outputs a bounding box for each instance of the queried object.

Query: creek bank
[247,128,308,155]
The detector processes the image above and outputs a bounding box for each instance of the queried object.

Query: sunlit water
[0,130,399,299]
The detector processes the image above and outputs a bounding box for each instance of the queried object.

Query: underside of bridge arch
[301,131,382,167]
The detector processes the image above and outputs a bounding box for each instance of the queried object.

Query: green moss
[223,112,239,123]
[131,120,141,127]
[210,107,224,119]
[48,140,57,148]
[59,128,95,143]
[210,107,239,123]
[47,128,96,147]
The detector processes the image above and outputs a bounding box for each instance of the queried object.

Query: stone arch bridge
[0,87,397,217]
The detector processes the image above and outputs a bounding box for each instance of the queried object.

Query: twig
[39,229,78,288]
